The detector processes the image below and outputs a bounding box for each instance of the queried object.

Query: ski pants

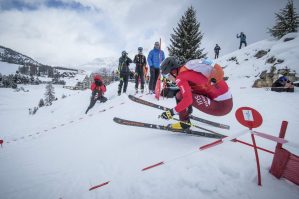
[118,73,129,93]
[135,67,145,90]
[239,41,247,49]
[149,68,160,92]
[85,90,107,114]
[175,91,233,121]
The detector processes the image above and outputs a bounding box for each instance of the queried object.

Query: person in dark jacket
[237,32,247,49]
[214,44,221,59]
[133,47,147,93]
[147,41,165,94]
[272,75,293,88]
[118,51,133,95]
[85,74,107,114]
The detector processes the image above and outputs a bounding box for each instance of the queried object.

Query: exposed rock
[266,56,276,64]
[283,37,295,42]
[253,68,298,88]
[254,50,269,59]
[228,56,237,62]
[259,70,267,79]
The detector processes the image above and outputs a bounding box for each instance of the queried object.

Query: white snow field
[0,34,299,199]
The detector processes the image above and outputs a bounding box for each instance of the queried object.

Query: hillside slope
[0,80,298,199]
[1,33,299,198]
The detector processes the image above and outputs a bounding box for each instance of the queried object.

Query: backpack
[182,59,224,84]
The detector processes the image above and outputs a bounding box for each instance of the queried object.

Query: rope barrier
[0,99,127,146]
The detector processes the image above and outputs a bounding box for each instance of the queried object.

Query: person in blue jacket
[147,41,165,94]
[236,32,247,49]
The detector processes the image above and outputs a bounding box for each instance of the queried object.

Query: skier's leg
[149,68,155,92]
[98,94,107,103]
[85,98,97,114]
[135,72,139,90]
[191,93,233,116]
[123,75,128,93]
[118,75,124,95]
[140,71,145,91]
[175,91,192,121]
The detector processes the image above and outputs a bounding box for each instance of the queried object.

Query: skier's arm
[133,55,137,64]
[148,51,153,67]
[128,57,133,64]
[174,77,193,113]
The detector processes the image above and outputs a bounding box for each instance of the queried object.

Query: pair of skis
[113,95,230,139]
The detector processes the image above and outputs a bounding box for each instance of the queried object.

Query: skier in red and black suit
[133,47,147,93]
[159,57,233,130]
[85,74,107,114]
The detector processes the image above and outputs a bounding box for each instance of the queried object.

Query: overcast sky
[0,0,299,66]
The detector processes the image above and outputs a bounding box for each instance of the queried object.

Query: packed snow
[0,34,299,199]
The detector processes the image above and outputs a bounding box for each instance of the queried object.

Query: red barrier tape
[89,181,110,191]
[200,140,223,151]
[142,161,164,171]
[4,100,125,145]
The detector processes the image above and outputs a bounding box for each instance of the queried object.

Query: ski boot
[169,120,191,130]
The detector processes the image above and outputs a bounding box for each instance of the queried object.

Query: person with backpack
[133,47,147,93]
[214,44,221,59]
[236,32,247,49]
[118,50,133,95]
[159,57,233,130]
[147,41,165,94]
[85,74,107,114]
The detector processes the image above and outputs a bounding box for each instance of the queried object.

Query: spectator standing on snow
[236,32,247,49]
[133,47,147,93]
[147,41,165,94]
[214,44,221,59]
[85,74,107,114]
[117,51,133,96]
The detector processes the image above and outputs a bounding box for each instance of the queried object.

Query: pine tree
[44,83,55,105]
[168,6,206,62]
[38,98,45,107]
[268,0,299,39]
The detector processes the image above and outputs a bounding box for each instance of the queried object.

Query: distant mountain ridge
[0,45,77,72]
[0,45,43,67]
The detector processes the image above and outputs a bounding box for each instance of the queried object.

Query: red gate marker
[235,107,263,129]
[235,107,263,186]
[89,181,110,191]
[0,139,3,147]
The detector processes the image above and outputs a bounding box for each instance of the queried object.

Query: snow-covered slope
[1,34,299,198]
[217,33,299,82]
[0,80,298,199]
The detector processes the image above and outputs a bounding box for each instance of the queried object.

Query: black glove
[160,109,175,120]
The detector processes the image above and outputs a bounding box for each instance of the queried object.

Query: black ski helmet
[122,50,128,56]
[160,56,182,75]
